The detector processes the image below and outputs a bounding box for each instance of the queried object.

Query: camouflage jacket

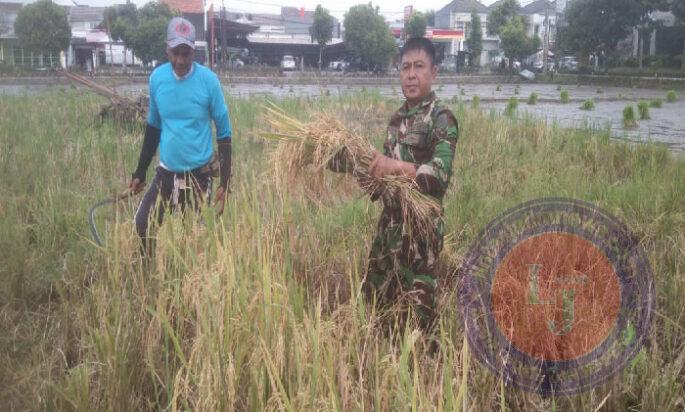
[383,92,459,203]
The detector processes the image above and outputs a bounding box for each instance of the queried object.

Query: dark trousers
[134,166,212,254]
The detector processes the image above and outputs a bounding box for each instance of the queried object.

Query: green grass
[527,92,538,105]
[560,90,570,104]
[504,97,518,116]
[650,98,663,108]
[471,95,480,109]
[623,104,638,127]
[666,90,677,103]
[1,90,685,411]
[637,101,651,120]
[580,99,595,110]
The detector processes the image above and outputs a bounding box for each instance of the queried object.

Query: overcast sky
[31,0,503,20]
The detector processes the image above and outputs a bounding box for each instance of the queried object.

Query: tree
[558,0,665,65]
[129,15,169,65]
[103,2,174,66]
[309,5,334,70]
[343,4,396,72]
[14,0,70,58]
[104,3,138,43]
[499,16,540,61]
[486,0,538,65]
[487,0,520,36]
[466,10,483,67]
[668,0,685,69]
[425,10,436,27]
[405,11,427,38]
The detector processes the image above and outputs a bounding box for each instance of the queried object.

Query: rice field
[1,89,684,411]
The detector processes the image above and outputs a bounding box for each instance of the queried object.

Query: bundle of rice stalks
[261,103,442,241]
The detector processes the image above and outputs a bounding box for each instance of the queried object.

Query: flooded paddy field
[3,80,683,151]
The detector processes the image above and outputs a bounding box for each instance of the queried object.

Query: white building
[520,0,557,50]
[66,5,141,71]
[435,0,500,65]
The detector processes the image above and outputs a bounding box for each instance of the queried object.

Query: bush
[667,90,677,103]
[637,101,650,120]
[527,92,538,105]
[649,99,662,108]
[560,90,570,104]
[504,97,518,116]
[623,104,638,128]
[580,99,595,111]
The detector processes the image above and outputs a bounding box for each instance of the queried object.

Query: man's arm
[129,78,162,192]
[217,139,231,191]
[209,73,232,214]
[129,124,161,191]
[368,111,458,198]
[414,111,459,198]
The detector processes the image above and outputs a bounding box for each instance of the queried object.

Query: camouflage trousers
[363,206,444,331]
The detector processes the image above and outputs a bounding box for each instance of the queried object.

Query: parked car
[280,55,296,71]
[328,60,348,71]
[557,56,579,72]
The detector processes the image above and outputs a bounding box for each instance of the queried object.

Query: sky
[10,0,503,21]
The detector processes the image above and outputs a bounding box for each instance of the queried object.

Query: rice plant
[2,90,685,412]
[504,97,518,116]
[580,99,595,111]
[623,104,638,128]
[637,101,651,120]
[261,103,442,242]
[527,92,538,105]
[666,90,677,102]
[472,95,480,109]
[560,90,570,104]
[649,98,662,108]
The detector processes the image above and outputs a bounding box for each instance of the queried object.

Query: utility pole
[220,0,225,72]
[543,0,549,74]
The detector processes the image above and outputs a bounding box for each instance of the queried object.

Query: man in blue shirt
[128,17,232,253]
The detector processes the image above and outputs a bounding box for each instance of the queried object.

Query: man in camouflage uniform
[366,38,459,331]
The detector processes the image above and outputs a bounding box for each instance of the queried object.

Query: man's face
[167,44,194,77]
[399,48,437,107]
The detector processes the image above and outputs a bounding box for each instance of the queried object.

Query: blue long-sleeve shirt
[147,62,231,172]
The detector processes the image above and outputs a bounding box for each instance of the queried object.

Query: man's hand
[368,151,417,180]
[128,177,145,194]
[214,186,228,215]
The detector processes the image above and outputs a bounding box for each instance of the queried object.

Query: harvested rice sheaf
[261,103,442,241]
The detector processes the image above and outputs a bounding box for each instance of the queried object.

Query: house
[435,0,500,65]
[520,0,556,50]
[0,1,63,67]
[0,1,21,65]
[221,7,344,67]
[67,5,142,71]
